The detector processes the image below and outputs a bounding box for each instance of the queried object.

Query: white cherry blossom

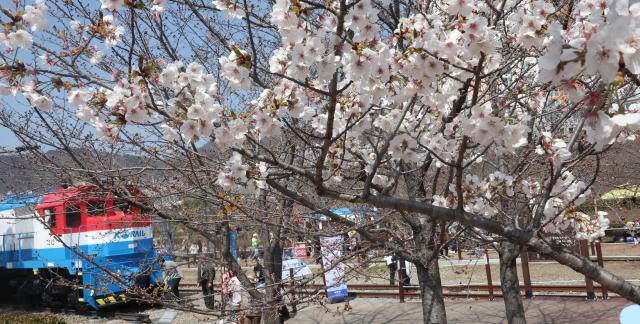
[100,0,124,11]
[26,92,53,111]
[23,0,50,32]
[219,49,251,89]
[90,51,104,65]
[213,0,245,19]
[4,30,33,49]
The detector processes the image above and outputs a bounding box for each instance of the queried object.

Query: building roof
[0,193,41,212]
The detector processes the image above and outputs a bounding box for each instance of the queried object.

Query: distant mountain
[0,140,224,196]
[2,139,639,201]
[0,153,45,194]
[0,148,165,195]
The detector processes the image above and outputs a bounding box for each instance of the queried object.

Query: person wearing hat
[250,233,260,260]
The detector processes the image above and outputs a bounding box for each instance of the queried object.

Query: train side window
[44,208,56,229]
[87,201,106,217]
[66,205,82,228]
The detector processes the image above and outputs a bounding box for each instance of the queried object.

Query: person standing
[197,256,216,309]
[179,238,188,262]
[226,270,247,324]
[384,254,397,285]
[400,259,411,286]
[250,233,260,260]
[251,257,266,292]
[159,258,182,299]
[189,242,199,268]
[440,232,450,257]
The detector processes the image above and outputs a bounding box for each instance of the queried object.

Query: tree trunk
[497,242,526,324]
[415,260,447,324]
[260,219,281,324]
[398,162,448,324]
[261,308,282,324]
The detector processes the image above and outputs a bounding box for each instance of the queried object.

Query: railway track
[179,283,616,300]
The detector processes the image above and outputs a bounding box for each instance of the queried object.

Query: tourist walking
[251,257,266,292]
[224,270,248,324]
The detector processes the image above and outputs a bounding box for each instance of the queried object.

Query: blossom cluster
[535,132,572,170]
[538,1,640,84]
[570,211,610,242]
[101,0,167,14]
[542,171,591,225]
[460,103,530,153]
[0,0,49,49]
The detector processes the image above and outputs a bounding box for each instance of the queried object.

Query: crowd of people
[162,233,461,322]
[219,258,291,324]
[159,234,295,324]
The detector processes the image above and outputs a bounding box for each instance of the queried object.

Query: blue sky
[0,95,26,149]
[0,127,19,148]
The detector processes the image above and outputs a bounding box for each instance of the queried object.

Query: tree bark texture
[498,242,526,324]
[399,162,448,324]
[415,261,447,324]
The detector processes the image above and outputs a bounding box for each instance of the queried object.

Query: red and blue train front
[0,186,173,310]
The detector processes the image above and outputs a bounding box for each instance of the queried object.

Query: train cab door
[63,203,83,261]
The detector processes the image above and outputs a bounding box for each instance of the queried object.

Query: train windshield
[87,200,106,217]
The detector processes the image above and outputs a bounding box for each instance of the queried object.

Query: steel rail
[179,283,618,299]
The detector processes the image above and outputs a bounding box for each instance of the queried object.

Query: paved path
[292,297,632,323]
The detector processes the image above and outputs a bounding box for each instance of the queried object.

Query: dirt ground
[599,242,640,255]
[293,297,633,324]
[23,296,632,324]
[437,260,640,286]
[278,259,640,287]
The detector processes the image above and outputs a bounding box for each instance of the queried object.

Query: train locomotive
[0,185,172,310]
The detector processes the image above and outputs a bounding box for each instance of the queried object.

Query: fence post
[485,250,494,300]
[520,247,533,298]
[289,268,297,313]
[580,239,596,299]
[398,258,405,303]
[457,239,462,260]
[595,241,608,299]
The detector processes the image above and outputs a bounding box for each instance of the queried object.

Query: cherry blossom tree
[3,0,640,323]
